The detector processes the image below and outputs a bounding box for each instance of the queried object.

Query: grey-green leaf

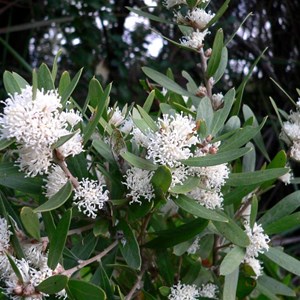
[121,152,158,171]
[220,246,245,275]
[20,207,40,241]
[37,275,68,294]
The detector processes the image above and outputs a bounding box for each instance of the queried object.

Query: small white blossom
[243,222,270,278]
[279,167,293,185]
[171,165,190,187]
[160,199,178,216]
[245,256,263,279]
[22,243,48,271]
[120,118,134,134]
[57,131,83,158]
[186,9,215,30]
[147,113,198,168]
[181,30,209,50]
[168,281,200,300]
[199,283,219,299]
[44,165,68,198]
[187,236,200,254]
[0,217,12,253]
[73,178,109,218]
[212,93,224,109]
[163,0,186,9]
[290,141,300,161]
[189,188,223,210]
[108,107,125,127]
[131,127,150,148]
[123,167,155,204]
[61,109,82,127]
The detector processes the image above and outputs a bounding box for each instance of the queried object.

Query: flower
[44,165,68,198]
[73,178,109,218]
[0,86,83,176]
[279,166,293,185]
[108,106,125,127]
[189,189,223,210]
[146,113,198,168]
[186,9,215,30]
[181,30,209,50]
[199,283,219,299]
[123,167,155,204]
[0,217,12,253]
[212,92,224,109]
[168,281,200,300]
[243,222,270,278]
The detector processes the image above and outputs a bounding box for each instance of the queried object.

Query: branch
[199,48,213,99]
[125,266,147,300]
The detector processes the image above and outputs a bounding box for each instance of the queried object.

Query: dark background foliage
[0,0,299,250]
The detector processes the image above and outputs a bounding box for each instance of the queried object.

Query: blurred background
[0,0,299,233]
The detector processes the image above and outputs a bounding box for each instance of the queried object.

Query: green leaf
[34,181,73,213]
[220,246,245,275]
[257,275,295,297]
[52,130,80,150]
[61,68,83,106]
[126,6,171,24]
[181,147,250,167]
[116,220,141,270]
[37,63,55,91]
[206,29,224,78]
[85,76,103,110]
[259,191,300,228]
[37,275,68,294]
[59,71,71,96]
[250,195,258,229]
[143,90,155,113]
[211,88,235,136]
[226,168,289,186]
[213,216,250,247]
[8,216,25,259]
[91,264,114,299]
[137,105,159,132]
[220,117,267,151]
[128,201,153,221]
[93,219,110,238]
[223,184,258,206]
[68,280,106,300]
[206,0,230,28]
[144,218,208,249]
[213,46,228,83]
[169,177,200,194]
[182,71,198,94]
[3,71,21,94]
[83,82,111,145]
[0,162,43,194]
[173,195,228,222]
[92,139,116,164]
[236,275,256,298]
[223,268,239,300]
[32,68,38,100]
[151,165,172,197]
[121,152,158,171]
[6,254,23,283]
[264,212,300,235]
[48,209,72,270]
[0,138,15,151]
[20,207,40,240]
[196,96,213,133]
[142,67,198,99]
[263,247,300,277]
[12,72,29,89]
[52,49,63,82]
[72,233,98,260]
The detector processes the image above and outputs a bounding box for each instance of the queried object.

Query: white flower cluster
[243,222,270,278]
[45,165,109,218]
[168,281,218,300]
[0,217,66,299]
[0,86,83,176]
[281,100,300,161]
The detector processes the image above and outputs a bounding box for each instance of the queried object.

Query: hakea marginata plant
[0,0,299,299]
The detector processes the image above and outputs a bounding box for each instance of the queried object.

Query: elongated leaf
[0,138,15,151]
[32,68,38,100]
[116,220,141,270]
[137,105,159,132]
[52,130,80,150]
[12,72,29,89]
[143,90,155,113]
[169,177,199,194]
[37,63,55,91]
[145,218,208,249]
[0,162,43,194]
[151,165,172,195]
[126,6,171,24]
[181,147,250,167]
[37,275,68,294]
[59,71,71,96]
[213,217,249,247]
[48,209,72,270]
[211,88,235,136]
[34,181,73,213]
[8,216,25,259]
[223,184,258,206]
[250,195,258,229]
[196,96,213,132]
[142,67,197,99]
[220,117,267,151]
[92,139,115,164]
[52,49,63,82]
[173,195,228,222]
[121,152,158,171]
[85,76,103,110]
[206,0,230,28]
[220,246,245,275]
[226,168,289,186]
[61,68,83,105]
[223,268,239,300]
[263,247,300,276]
[20,207,40,240]
[206,29,224,78]
[3,71,21,94]
[68,280,106,300]
[213,46,228,84]
[259,190,300,227]
[91,264,114,299]
[72,233,98,260]
[182,71,198,94]
[264,212,300,235]
[83,82,111,145]
[6,254,23,282]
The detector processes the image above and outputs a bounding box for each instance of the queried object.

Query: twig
[125,266,147,300]
[199,48,213,99]
[62,240,118,276]
[138,213,152,244]
[55,158,80,189]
